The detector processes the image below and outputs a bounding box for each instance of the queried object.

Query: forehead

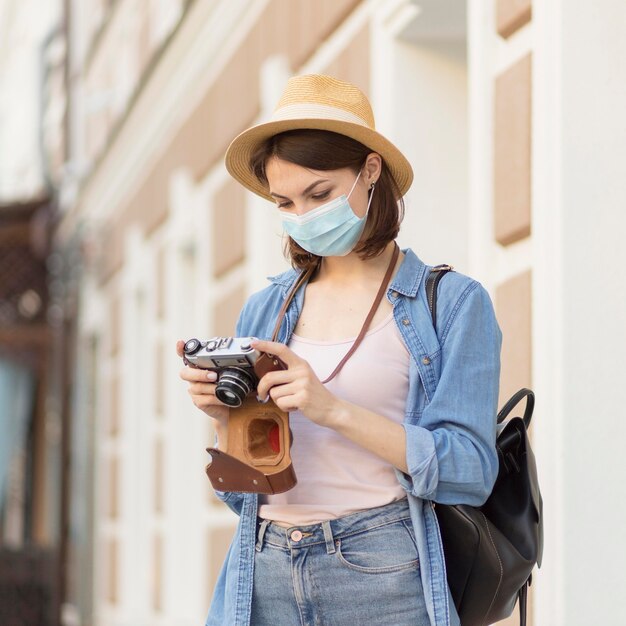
[265,157,351,195]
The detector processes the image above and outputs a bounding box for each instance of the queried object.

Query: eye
[277,200,293,209]
[311,190,330,201]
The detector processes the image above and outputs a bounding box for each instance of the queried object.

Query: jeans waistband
[255,498,411,554]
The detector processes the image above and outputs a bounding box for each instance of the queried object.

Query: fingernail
[206,371,217,381]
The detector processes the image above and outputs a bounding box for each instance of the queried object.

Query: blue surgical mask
[280,170,373,257]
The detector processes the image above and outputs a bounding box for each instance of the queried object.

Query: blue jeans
[251,499,431,626]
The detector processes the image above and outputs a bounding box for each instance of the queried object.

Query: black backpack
[426,265,544,626]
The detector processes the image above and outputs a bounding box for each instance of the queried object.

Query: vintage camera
[183,336,282,408]
[183,336,296,494]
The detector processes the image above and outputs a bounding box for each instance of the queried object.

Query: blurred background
[1,0,625,625]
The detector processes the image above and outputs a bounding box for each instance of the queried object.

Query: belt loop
[256,519,270,552]
[322,521,336,555]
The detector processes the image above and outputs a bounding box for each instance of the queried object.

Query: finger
[179,366,218,383]
[270,387,300,412]
[250,340,302,367]
[256,369,295,400]
[176,340,185,357]
[190,394,224,410]
[187,382,218,396]
[189,388,228,406]
[269,383,298,400]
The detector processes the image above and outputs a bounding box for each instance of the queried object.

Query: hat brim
[224,118,413,202]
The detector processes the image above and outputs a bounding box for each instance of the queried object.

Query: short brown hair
[249,129,405,271]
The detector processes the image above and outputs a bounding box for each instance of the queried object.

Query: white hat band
[271,103,371,128]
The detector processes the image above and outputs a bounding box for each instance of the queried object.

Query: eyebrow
[269,179,330,200]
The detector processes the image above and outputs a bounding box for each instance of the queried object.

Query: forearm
[328,399,409,474]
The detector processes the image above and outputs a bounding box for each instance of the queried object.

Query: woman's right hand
[176,340,230,428]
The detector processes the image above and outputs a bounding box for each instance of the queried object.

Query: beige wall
[494,53,532,246]
[93,0,363,284]
[496,0,532,39]
[79,0,187,162]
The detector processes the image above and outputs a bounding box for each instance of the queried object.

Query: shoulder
[236,267,299,337]
[402,248,495,338]
[245,267,298,309]
[429,269,498,343]
[432,268,481,309]
[401,248,481,306]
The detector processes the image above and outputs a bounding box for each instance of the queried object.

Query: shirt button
[402,318,410,325]
[391,290,399,298]
[290,530,303,542]
[422,357,431,365]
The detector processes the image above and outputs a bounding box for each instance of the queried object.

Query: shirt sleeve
[213,489,245,515]
[395,281,502,506]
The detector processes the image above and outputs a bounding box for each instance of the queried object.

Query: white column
[118,226,152,621]
[162,168,211,622]
[530,1,565,623]
[544,1,626,624]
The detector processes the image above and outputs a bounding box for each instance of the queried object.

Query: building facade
[2,0,625,624]
[0,0,67,623]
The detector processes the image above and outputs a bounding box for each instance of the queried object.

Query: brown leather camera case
[205,395,296,494]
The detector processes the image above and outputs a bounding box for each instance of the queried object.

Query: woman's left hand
[252,339,342,427]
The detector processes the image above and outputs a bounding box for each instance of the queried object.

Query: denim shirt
[205,248,502,626]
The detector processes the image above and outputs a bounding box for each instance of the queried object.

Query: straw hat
[224,74,413,202]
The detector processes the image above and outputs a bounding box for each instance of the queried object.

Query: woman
[177,74,501,626]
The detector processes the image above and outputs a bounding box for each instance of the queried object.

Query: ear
[363,153,383,186]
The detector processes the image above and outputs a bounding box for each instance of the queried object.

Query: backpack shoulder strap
[425,264,454,330]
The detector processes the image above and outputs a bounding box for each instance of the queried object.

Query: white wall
[394,38,468,270]
[554,2,626,623]
[369,0,470,272]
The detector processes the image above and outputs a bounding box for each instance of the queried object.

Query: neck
[315,241,399,286]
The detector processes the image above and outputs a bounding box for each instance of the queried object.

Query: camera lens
[215,367,257,407]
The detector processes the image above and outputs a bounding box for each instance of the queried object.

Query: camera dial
[183,338,202,356]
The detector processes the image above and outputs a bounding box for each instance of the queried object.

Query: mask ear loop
[346,167,364,200]
[346,168,375,216]
[364,180,376,215]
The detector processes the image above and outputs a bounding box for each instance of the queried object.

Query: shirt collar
[389,248,426,297]
[267,248,426,298]
[267,267,300,294]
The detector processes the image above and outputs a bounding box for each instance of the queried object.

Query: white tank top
[258,311,410,525]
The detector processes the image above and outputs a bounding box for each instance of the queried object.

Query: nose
[281,202,310,217]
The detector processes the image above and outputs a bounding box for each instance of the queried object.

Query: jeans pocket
[335,519,419,574]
